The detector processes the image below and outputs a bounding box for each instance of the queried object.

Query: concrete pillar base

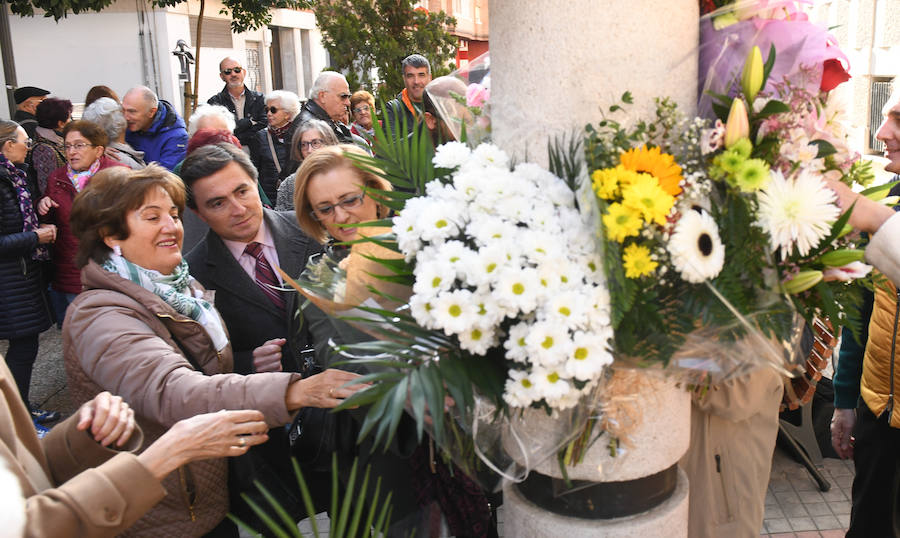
[502,466,690,538]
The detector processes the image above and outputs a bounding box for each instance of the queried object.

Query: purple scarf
[0,153,49,261]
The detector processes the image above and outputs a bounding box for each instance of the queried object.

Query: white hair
[308,71,347,101]
[188,104,237,136]
[82,97,126,141]
[265,90,301,120]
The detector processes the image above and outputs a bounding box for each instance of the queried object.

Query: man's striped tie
[244,242,286,312]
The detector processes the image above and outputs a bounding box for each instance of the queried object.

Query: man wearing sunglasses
[298,72,366,147]
[207,57,267,147]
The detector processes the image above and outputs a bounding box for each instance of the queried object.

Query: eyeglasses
[266,106,281,114]
[299,139,325,151]
[221,67,243,75]
[64,142,95,152]
[352,105,371,114]
[310,193,365,220]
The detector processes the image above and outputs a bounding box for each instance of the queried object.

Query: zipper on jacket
[887,290,900,422]
[714,453,734,521]
[178,467,197,522]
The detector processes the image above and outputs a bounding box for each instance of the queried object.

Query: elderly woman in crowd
[187,104,236,138]
[30,97,72,194]
[38,120,125,325]
[82,97,146,170]
[0,120,58,433]
[275,119,338,211]
[292,145,497,537]
[250,90,301,203]
[349,90,376,141]
[62,164,364,537]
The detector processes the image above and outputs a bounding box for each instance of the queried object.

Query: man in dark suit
[181,142,334,524]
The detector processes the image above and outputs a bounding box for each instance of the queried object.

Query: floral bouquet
[585,7,879,382]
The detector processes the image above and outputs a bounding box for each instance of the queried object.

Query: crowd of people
[0,52,503,537]
[4,44,900,537]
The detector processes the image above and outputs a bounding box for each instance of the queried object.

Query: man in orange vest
[384,54,433,141]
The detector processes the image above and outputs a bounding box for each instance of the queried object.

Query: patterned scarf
[66,158,101,192]
[269,121,292,142]
[0,153,49,261]
[102,254,229,351]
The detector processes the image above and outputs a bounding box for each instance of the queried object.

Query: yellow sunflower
[623,243,658,278]
[620,145,683,196]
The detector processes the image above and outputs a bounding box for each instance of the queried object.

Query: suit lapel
[203,231,277,313]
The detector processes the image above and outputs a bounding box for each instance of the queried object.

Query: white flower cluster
[394,142,614,410]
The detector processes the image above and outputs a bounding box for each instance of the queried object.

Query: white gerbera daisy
[667,209,725,283]
[757,169,840,258]
[433,141,472,169]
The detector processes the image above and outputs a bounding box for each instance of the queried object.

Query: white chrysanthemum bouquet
[394,142,613,410]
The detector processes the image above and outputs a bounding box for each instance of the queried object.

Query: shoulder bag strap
[266,129,282,175]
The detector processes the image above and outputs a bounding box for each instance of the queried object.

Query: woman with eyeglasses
[275,120,339,211]
[0,119,58,433]
[250,90,302,204]
[349,90,377,142]
[38,120,126,327]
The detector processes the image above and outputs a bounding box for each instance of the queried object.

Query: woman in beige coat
[62,165,364,537]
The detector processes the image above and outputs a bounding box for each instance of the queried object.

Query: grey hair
[401,54,431,74]
[289,119,339,162]
[125,85,158,108]
[308,71,347,101]
[188,104,237,136]
[82,97,127,141]
[265,90,301,120]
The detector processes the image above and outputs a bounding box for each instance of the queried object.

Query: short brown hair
[293,144,391,242]
[70,164,186,268]
[350,90,375,112]
[62,120,109,148]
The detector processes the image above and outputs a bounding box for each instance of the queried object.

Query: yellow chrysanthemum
[621,173,675,227]
[591,166,645,200]
[602,203,642,243]
[620,145,683,196]
[623,243,658,279]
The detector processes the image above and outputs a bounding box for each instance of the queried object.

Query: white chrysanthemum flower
[525,321,573,367]
[466,143,510,171]
[432,240,478,280]
[543,290,588,329]
[531,368,572,402]
[667,209,726,283]
[462,248,511,289]
[504,322,532,363]
[469,288,507,328]
[431,289,478,335]
[452,169,484,200]
[564,331,613,381]
[520,231,563,264]
[491,194,535,223]
[757,169,840,258]
[424,180,468,205]
[409,293,437,330]
[458,324,499,355]
[494,267,541,314]
[546,386,584,410]
[412,260,456,298]
[467,215,519,247]
[414,201,465,244]
[504,369,538,407]
[433,141,472,169]
[523,203,561,232]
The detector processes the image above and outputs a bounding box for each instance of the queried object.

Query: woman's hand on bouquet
[138,410,269,481]
[76,392,136,448]
[252,338,286,372]
[286,368,369,410]
[830,407,856,460]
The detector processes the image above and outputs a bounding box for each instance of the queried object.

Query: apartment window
[245,43,262,93]
[870,78,893,153]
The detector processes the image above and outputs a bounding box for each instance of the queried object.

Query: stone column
[489,1,698,535]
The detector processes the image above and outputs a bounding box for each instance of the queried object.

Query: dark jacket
[13,109,38,140]
[384,91,419,142]
[207,85,267,147]
[42,156,126,294]
[0,164,52,338]
[125,100,188,171]
[298,99,358,144]
[249,117,302,203]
